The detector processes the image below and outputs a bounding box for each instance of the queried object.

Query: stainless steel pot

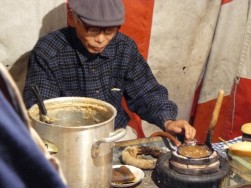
[28,97,126,188]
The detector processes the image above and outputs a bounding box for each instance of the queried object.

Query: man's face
[73,13,119,54]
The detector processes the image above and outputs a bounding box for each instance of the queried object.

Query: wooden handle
[209,90,224,130]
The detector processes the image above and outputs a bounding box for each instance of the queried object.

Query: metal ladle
[30,85,54,124]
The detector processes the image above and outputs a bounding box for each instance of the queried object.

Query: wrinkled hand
[164,120,196,140]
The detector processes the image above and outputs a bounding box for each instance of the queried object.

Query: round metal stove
[152,152,230,188]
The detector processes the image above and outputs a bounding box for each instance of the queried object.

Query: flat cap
[69,0,125,27]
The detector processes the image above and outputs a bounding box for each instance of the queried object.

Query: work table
[112,136,251,188]
[113,137,165,187]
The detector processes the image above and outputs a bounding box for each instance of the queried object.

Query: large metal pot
[28,97,126,188]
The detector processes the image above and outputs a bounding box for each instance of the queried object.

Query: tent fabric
[0,0,67,94]
[148,0,222,121]
[120,0,154,60]
[193,0,251,142]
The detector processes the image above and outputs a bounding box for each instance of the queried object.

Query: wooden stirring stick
[205,90,225,147]
[209,90,225,131]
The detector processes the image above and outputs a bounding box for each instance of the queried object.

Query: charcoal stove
[152,90,229,187]
[152,151,230,188]
[170,149,220,175]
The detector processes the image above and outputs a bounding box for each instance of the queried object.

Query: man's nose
[94,32,106,43]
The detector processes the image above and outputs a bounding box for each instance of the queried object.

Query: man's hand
[164,120,196,140]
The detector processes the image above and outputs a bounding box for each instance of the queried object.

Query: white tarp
[148,0,221,120]
[0,0,66,91]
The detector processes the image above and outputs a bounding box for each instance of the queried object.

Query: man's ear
[67,10,75,27]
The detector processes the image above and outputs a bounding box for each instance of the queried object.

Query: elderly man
[23,0,196,141]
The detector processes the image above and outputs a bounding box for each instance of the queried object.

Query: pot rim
[28,96,117,129]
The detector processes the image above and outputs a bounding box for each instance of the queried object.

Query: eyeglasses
[76,14,120,37]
